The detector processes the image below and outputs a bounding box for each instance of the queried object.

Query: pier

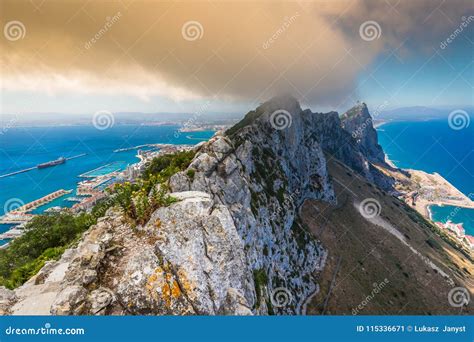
[79,162,123,178]
[0,167,36,179]
[1,189,72,218]
[0,153,87,179]
[0,227,24,241]
[113,144,150,153]
[0,213,34,224]
[65,197,84,202]
[66,153,87,161]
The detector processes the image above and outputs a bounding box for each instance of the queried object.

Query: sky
[0,0,473,118]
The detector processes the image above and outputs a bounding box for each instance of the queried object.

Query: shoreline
[0,140,201,246]
[383,153,398,169]
[377,136,473,251]
[381,150,474,212]
[426,204,433,220]
[373,120,389,129]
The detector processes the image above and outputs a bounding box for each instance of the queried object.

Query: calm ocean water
[2,121,471,237]
[0,125,214,235]
[377,119,474,235]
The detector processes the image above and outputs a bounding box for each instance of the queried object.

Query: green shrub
[112,150,195,224]
[113,181,177,225]
[0,213,93,289]
[143,150,196,182]
[186,168,195,180]
[253,268,268,307]
[1,246,66,289]
[0,151,196,288]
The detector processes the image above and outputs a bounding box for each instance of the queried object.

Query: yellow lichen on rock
[161,282,172,307]
[171,280,181,298]
[176,268,194,295]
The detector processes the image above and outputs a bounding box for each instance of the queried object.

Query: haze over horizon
[1,0,473,116]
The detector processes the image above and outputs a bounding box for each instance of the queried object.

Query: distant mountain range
[0,111,243,127]
[2,105,473,127]
[378,105,473,121]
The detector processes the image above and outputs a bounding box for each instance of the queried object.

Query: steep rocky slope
[303,107,394,192]
[4,96,335,315]
[2,95,471,315]
[302,159,473,314]
[340,102,386,164]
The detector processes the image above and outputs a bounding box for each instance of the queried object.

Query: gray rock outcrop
[3,95,395,316]
[340,102,386,164]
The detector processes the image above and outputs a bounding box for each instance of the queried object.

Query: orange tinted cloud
[0,0,470,107]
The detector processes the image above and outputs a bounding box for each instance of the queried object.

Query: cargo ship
[37,157,66,169]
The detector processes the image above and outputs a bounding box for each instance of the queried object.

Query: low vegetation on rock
[0,150,196,289]
[113,150,196,225]
[0,213,95,289]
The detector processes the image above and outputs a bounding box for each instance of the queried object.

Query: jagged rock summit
[340,102,386,164]
[2,96,393,316]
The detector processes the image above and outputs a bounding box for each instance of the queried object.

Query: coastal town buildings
[0,144,194,244]
[435,220,473,251]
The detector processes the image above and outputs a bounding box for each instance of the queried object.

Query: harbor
[0,189,72,224]
[79,161,124,178]
[0,188,73,243]
[0,127,215,247]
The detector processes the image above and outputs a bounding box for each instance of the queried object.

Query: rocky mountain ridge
[1,96,399,315]
[340,102,386,164]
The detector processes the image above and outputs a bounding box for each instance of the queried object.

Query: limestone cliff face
[304,109,372,180]
[340,102,386,164]
[3,96,395,316]
[299,105,393,191]
[168,95,334,314]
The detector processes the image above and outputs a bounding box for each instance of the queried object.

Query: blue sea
[0,125,214,239]
[377,119,473,235]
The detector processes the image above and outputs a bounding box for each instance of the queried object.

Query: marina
[113,144,151,153]
[79,161,124,178]
[65,197,85,202]
[0,189,72,224]
[0,126,215,246]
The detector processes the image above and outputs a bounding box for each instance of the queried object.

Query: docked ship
[37,157,66,169]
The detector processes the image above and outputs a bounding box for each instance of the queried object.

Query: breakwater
[0,153,87,179]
